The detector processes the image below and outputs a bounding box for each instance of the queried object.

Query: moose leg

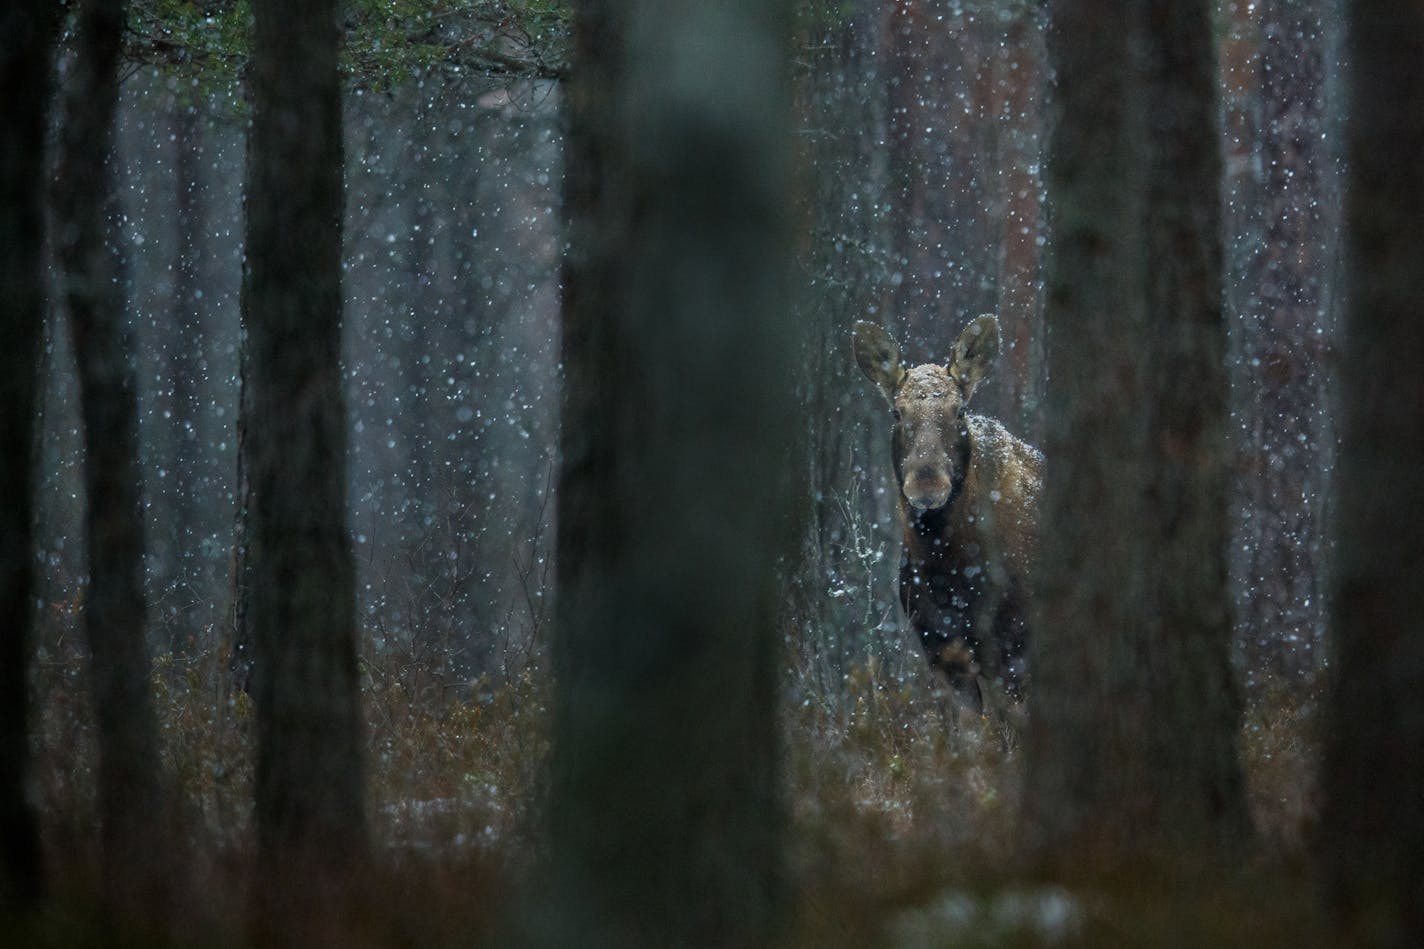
[902,560,985,709]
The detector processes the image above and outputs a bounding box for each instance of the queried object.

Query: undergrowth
[21,628,1325,947]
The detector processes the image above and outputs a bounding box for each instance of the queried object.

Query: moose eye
[891,408,902,423]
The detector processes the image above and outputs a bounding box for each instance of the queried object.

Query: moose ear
[948,314,1001,401]
[853,321,907,400]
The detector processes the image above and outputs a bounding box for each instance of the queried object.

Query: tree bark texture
[991,9,1048,442]
[1138,0,1252,853]
[548,1,795,946]
[1322,4,1424,946]
[51,0,169,912]
[226,322,255,694]
[0,0,59,910]
[1025,0,1251,859]
[244,0,368,932]
[163,102,207,655]
[878,2,1014,366]
[791,0,905,697]
[1235,0,1333,690]
[881,0,984,346]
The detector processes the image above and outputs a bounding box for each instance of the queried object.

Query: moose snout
[904,465,952,511]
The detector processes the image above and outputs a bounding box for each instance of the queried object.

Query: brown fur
[853,317,1042,698]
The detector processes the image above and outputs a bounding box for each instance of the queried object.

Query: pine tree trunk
[791,0,900,695]
[1025,0,1251,861]
[0,0,59,910]
[1138,0,1251,852]
[547,1,795,946]
[986,9,1048,442]
[1237,1,1332,690]
[165,102,206,655]
[244,0,368,936]
[1027,0,1152,856]
[52,0,169,914]
[1321,5,1424,945]
[227,289,254,693]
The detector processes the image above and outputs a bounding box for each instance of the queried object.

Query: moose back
[853,316,1042,700]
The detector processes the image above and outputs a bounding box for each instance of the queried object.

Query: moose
[853,316,1042,704]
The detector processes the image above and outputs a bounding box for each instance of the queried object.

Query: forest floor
[15,638,1330,947]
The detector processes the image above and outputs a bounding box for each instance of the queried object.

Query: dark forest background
[3,1,1420,947]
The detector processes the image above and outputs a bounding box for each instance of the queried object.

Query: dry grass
[19,625,1327,946]
[783,657,1025,948]
[779,658,1332,949]
[1240,676,1325,855]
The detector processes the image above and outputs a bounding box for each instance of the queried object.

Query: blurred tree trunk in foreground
[244,0,368,938]
[0,0,59,911]
[51,0,168,914]
[547,0,795,945]
[1321,5,1424,946]
[1136,0,1251,854]
[1026,0,1250,861]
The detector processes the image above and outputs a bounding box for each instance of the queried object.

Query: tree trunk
[791,0,902,698]
[1235,1,1332,692]
[0,0,59,911]
[1321,5,1424,945]
[227,322,254,694]
[1025,0,1250,861]
[52,0,169,914]
[879,2,997,354]
[991,10,1047,442]
[1026,0,1151,856]
[546,1,795,946]
[1138,0,1252,852]
[165,101,207,655]
[244,0,368,937]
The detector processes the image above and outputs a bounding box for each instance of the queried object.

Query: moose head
[853,315,1002,513]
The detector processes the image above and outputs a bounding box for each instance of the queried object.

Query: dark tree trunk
[546,1,795,946]
[991,10,1047,442]
[244,0,367,936]
[0,0,59,911]
[165,102,206,655]
[879,2,997,354]
[1235,0,1332,691]
[1138,0,1252,852]
[226,330,254,694]
[228,50,259,700]
[51,0,169,913]
[1321,5,1424,946]
[1025,0,1251,860]
[1027,0,1150,856]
